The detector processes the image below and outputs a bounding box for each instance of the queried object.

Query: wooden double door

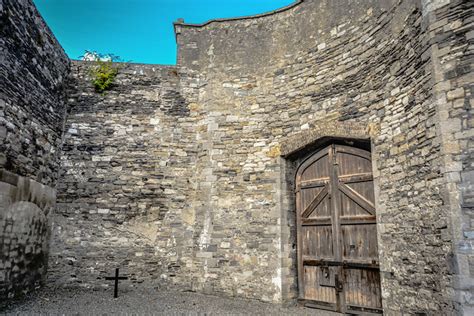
[296,143,382,314]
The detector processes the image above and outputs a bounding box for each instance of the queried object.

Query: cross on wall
[105,268,128,298]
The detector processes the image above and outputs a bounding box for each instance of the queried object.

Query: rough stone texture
[1,0,472,314]
[49,62,201,291]
[176,1,453,314]
[173,0,470,314]
[279,121,372,157]
[0,0,70,186]
[424,0,474,314]
[0,170,56,307]
[0,0,69,305]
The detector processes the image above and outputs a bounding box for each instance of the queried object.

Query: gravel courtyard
[2,286,339,315]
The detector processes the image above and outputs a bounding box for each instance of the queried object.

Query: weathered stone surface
[0,170,56,306]
[172,0,471,313]
[280,121,371,157]
[49,62,201,292]
[426,1,474,314]
[0,0,69,305]
[1,0,472,315]
[0,0,70,187]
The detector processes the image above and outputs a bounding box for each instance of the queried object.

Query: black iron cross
[105,268,128,298]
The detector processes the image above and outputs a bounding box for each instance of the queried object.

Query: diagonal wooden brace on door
[301,184,329,218]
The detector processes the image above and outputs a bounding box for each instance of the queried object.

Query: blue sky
[33,0,295,65]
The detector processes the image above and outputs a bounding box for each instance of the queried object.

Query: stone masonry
[1,0,473,315]
[49,62,200,289]
[0,0,69,306]
[0,170,56,304]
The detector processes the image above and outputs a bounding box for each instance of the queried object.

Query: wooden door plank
[296,146,331,191]
[302,257,379,268]
[339,173,373,184]
[300,177,330,189]
[338,183,375,215]
[335,145,381,313]
[340,218,376,225]
[302,185,329,218]
[296,189,304,299]
[335,145,372,161]
[301,217,332,226]
[329,144,345,313]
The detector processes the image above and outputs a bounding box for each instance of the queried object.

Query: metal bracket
[335,274,343,292]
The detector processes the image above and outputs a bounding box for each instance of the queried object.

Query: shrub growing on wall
[81,51,122,93]
[90,61,118,92]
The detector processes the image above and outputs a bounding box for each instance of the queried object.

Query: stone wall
[49,62,201,290]
[424,0,474,313]
[174,0,470,314]
[0,0,70,186]
[0,0,70,304]
[0,170,56,305]
[26,0,472,314]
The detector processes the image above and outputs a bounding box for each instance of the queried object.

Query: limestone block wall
[0,0,69,304]
[423,0,474,313]
[174,0,469,314]
[41,0,472,314]
[50,62,201,290]
[0,0,70,186]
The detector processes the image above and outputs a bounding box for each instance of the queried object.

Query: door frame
[291,138,382,314]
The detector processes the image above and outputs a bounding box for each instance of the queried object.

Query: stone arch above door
[279,121,377,158]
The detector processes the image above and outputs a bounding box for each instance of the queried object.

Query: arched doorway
[296,142,382,314]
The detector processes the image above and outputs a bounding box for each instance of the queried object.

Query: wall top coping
[71,59,178,72]
[71,60,179,74]
[71,60,179,69]
[173,0,304,31]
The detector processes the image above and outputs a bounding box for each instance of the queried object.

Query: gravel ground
[2,286,340,315]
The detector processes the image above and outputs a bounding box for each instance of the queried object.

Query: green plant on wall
[81,51,122,93]
[90,60,118,92]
